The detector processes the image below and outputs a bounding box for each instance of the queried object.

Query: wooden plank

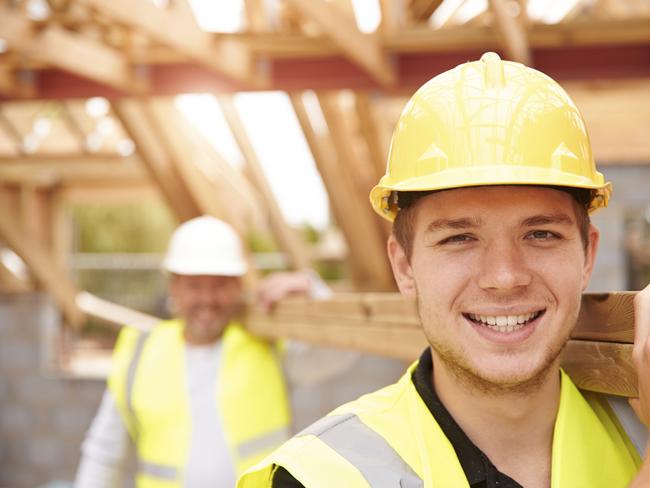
[218,95,311,270]
[284,0,395,87]
[561,340,636,397]
[76,291,159,332]
[111,99,199,222]
[489,0,531,65]
[0,5,140,93]
[244,291,640,396]
[0,187,84,326]
[78,0,264,88]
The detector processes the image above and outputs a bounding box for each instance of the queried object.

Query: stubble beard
[416,291,577,397]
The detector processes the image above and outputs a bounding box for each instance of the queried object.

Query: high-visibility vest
[109,320,290,488]
[238,364,640,488]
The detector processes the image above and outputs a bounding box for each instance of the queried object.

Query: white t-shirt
[75,341,236,488]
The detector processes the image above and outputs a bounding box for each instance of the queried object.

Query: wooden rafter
[245,292,639,397]
[0,258,32,293]
[167,105,265,232]
[410,0,444,22]
[59,102,89,154]
[489,0,531,65]
[218,95,311,270]
[244,0,270,33]
[0,186,84,326]
[111,100,199,222]
[0,4,142,94]
[284,0,395,87]
[355,92,388,180]
[0,106,23,152]
[312,92,394,290]
[146,100,252,237]
[379,0,408,33]
[0,156,146,185]
[78,0,264,88]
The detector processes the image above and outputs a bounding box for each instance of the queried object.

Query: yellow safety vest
[109,320,290,488]
[239,363,640,488]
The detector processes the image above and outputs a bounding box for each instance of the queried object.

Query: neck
[432,352,561,487]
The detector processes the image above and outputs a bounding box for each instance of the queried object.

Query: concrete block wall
[0,293,105,488]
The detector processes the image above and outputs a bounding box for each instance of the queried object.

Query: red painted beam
[1,43,648,101]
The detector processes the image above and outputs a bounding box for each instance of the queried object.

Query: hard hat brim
[370,165,612,221]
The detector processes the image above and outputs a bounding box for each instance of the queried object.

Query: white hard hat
[163,216,247,276]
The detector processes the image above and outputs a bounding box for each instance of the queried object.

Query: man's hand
[255,270,331,313]
[630,284,650,427]
[629,284,650,487]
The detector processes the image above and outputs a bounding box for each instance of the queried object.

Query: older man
[75,216,291,488]
[238,52,650,487]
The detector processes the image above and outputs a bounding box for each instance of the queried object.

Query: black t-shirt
[272,348,523,487]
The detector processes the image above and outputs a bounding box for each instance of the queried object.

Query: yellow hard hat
[370,52,611,221]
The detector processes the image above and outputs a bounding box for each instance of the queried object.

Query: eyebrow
[521,213,574,227]
[425,217,484,233]
[424,213,574,234]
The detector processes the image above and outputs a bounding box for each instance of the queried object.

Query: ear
[387,234,417,298]
[581,224,600,291]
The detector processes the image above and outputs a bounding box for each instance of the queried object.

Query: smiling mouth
[463,310,545,333]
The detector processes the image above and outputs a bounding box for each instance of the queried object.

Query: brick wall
[0,293,105,488]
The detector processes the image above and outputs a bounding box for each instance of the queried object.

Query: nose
[477,239,532,291]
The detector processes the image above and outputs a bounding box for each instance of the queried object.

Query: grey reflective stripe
[125,331,150,437]
[298,413,423,488]
[606,395,649,457]
[237,426,290,459]
[138,459,179,480]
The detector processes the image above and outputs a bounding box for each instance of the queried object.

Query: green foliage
[248,228,279,253]
[72,202,177,253]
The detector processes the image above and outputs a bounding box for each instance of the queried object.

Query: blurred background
[0,0,649,486]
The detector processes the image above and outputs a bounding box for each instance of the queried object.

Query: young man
[238,52,650,487]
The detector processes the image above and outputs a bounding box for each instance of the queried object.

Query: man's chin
[185,318,228,344]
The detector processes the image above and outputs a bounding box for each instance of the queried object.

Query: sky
[175,93,331,231]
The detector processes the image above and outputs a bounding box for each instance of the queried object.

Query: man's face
[388,186,599,393]
[170,274,243,345]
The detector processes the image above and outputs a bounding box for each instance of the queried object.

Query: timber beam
[2,18,648,99]
[77,0,264,89]
[245,292,640,397]
[0,4,143,95]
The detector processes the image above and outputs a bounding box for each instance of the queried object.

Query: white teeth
[466,310,541,332]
